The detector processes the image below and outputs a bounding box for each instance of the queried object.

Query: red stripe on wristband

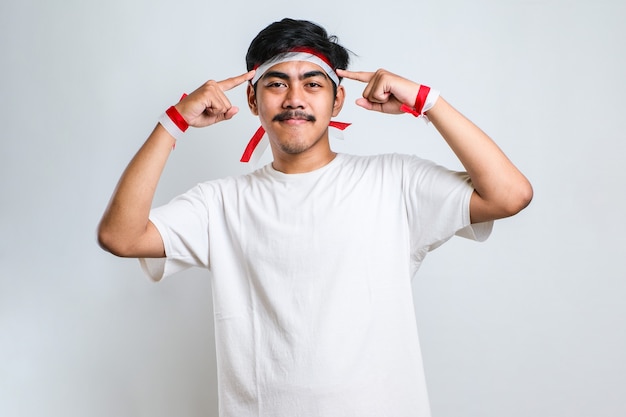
[400,85,431,117]
[165,106,189,132]
[414,85,431,114]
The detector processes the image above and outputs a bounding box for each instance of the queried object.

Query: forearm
[426,97,533,221]
[98,124,175,256]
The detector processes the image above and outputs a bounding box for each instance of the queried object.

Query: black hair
[246,18,351,88]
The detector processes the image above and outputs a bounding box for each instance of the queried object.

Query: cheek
[256,103,273,123]
[255,94,278,115]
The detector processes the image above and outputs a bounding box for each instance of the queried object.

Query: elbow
[472,176,533,223]
[97,227,120,257]
[97,222,131,258]
[515,178,534,213]
[503,179,534,217]
[97,220,162,258]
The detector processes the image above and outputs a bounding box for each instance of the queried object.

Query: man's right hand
[174,70,256,128]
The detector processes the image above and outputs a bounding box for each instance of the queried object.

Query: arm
[425,97,533,223]
[337,68,533,223]
[97,71,255,258]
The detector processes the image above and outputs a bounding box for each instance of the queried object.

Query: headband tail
[329,121,351,130]
[240,122,351,164]
[240,126,266,163]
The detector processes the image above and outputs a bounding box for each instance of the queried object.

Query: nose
[283,86,306,109]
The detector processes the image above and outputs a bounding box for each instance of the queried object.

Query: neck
[271,147,337,174]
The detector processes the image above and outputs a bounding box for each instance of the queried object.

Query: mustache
[272,110,316,122]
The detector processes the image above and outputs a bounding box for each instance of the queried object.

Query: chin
[277,140,316,155]
[272,133,321,155]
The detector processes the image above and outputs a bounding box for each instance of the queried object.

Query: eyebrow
[261,70,330,81]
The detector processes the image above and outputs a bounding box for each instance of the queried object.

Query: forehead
[262,60,329,78]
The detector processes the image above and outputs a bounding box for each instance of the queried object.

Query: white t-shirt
[141,153,492,417]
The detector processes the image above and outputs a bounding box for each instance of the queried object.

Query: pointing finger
[218,70,256,91]
[336,69,374,83]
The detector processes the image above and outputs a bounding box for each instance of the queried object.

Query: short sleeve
[139,184,211,281]
[401,155,493,259]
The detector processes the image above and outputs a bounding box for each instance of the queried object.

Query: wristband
[166,105,189,131]
[158,105,188,141]
[400,84,440,122]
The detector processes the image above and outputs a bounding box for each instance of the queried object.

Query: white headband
[251,51,340,86]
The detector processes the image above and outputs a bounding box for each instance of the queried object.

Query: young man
[99,18,532,417]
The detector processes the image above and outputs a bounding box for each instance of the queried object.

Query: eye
[266,81,286,88]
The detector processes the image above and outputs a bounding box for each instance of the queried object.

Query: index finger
[218,70,256,91]
[336,69,374,83]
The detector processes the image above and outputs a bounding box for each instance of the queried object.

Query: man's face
[248,60,345,158]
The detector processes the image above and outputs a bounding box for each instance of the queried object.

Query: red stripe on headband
[288,47,334,69]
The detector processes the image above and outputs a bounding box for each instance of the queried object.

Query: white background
[1,0,625,416]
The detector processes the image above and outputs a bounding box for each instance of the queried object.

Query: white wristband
[422,89,440,114]
[158,112,186,141]
[421,89,440,123]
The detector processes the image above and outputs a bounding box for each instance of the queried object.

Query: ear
[247,83,258,115]
[332,85,346,117]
